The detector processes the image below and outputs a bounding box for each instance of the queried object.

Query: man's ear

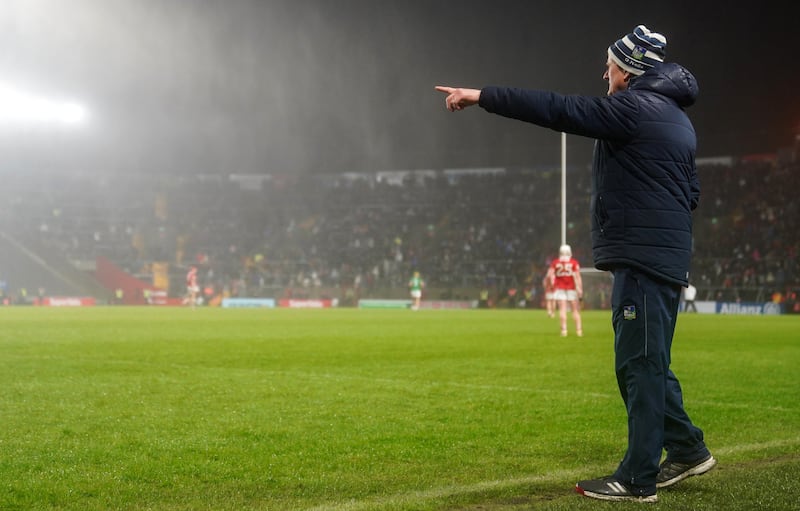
[623,72,633,82]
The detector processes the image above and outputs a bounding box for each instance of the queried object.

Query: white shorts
[553,289,578,301]
[188,286,199,294]
[545,292,555,300]
[410,290,422,299]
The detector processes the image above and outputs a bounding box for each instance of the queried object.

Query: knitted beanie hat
[608,25,666,76]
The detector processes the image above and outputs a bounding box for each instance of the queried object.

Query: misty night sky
[1,0,798,175]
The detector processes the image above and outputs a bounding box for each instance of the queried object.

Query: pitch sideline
[305,437,800,511]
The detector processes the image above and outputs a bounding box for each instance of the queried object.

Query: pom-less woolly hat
[608,25,666,76]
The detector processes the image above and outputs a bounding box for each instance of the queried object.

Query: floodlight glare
[0,83,88,127]
[59,102,88,124]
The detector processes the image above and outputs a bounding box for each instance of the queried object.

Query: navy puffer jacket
[478,63,700,286]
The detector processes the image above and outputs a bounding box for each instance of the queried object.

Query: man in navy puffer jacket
[436,25,715,502]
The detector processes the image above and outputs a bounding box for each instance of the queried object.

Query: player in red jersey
[184,266,199,308]
[546,245,583,337]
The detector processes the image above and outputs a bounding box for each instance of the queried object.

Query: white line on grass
[690,399,791,413]
[304,466,597,511]
[714,437,800,456]
[304,437,800,511]
[267,370,616,400]
[91,363,794,413]
[267,370,798,411]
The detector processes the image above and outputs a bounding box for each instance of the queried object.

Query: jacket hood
[630,62,699,107]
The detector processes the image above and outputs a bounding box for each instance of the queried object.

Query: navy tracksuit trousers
[610,267,710,489]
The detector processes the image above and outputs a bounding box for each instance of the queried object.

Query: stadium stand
[1,153,797,309]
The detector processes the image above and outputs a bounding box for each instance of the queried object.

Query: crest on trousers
[623,305,637,320]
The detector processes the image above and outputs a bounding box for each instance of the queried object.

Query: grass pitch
[0,307,798,510]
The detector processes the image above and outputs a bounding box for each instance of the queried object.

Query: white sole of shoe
[577,488,658,503]
[657,455,717,488]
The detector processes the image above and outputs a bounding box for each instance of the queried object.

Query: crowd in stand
[1,153,797,308]
[692,159,799,304]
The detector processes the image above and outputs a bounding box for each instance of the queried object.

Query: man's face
[603,58,630,96]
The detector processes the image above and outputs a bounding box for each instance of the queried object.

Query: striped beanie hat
[608,25,666,76]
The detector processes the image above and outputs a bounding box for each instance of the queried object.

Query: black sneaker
[656,453,717,488]
[575,476,657,503]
